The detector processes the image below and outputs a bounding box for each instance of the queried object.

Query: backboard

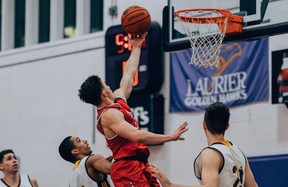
[163,0,288,51]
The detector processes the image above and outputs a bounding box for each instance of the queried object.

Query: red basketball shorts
[110,159,160,187]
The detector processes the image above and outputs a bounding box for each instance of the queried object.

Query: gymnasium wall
[0,1,288,186]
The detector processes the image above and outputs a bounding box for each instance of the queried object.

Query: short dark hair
[58,136,76,163]
[204,102,230,135]
[0,149,14,163]
[78,75,103,106]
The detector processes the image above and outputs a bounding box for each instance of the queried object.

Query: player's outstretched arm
[115,33,148,99]
[101,109,188,145]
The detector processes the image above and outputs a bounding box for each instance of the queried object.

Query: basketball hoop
[174,8,243,68]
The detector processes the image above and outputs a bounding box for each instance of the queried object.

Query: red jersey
[97,97,159,187]
[97,97,150,160]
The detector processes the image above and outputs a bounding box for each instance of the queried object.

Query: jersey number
[232,165,244,187]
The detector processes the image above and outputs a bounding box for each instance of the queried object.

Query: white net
[175,9,229,69]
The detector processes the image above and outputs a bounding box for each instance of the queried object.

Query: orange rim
[174,8,243,34]
[174,8,232,24]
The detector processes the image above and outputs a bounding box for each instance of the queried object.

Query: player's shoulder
[199,147,223,169]
[27,175,38,187]
[101,107,122,117]
[88,154,105,161]
[201,147,223,160]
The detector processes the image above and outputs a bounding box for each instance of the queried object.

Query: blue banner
[170,38,269,112]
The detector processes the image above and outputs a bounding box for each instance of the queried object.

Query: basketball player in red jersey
[78,32,189,187]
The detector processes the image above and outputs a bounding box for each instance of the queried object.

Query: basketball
[121,5,151,36]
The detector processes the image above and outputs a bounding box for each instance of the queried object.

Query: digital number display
[116,34,131,54]
[106,32,146,56]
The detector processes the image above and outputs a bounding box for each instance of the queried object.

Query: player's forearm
[119,47,141,98]
[123,47,141,76]
[136,130,173,145]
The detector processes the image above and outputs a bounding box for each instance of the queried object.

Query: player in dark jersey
[0,149,38,187]
[78,32,189,187]
[58,136,112,187]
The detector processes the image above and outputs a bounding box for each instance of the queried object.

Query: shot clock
[105,21,163,93]
[105,32,146,56]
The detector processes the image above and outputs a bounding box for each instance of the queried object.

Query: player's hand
[150,165,172,187]
[170,121,188,141]
[128,32,148,48]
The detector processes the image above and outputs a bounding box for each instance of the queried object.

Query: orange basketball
[121,5,151,36]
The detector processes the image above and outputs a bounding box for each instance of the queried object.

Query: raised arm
[114,33,148,99]
[101,109,188,145]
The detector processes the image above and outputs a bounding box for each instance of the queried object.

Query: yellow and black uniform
[194,141,246,187]
[69,155,111,187]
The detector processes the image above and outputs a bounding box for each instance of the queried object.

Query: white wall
[0,0,288,186]
[0,34,109,186]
